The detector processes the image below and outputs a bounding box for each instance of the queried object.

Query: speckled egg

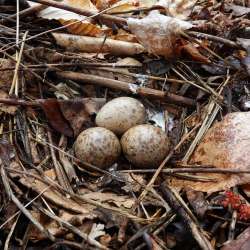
[74,127,121,169]
[121,124,170,168]
[95,97,147,135]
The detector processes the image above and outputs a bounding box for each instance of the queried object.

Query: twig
[0,165,55,241]
[187,31,239,48]
[57,71,196,107]
[0,186,51,230]
[9,31,28,95]
[0,4,46,24]
[37,206,108,250]
[160,184,214,250]
[48,131,73,192]
[138,122,201,202]
[4,214,20,250]
[183,76,230,162]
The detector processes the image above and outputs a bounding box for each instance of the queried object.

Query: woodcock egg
[74,127,121,169]
[121,124,170,168]
[95,97,147,135]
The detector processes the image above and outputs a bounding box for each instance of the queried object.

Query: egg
[95,97,147,135]
[74,127,121,169]
[121,124,170,168]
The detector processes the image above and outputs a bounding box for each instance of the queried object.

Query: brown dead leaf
[221,226,250,250]
[79,189,135,209]
[111,29,138,43]
[0,90,18,115]
[127,10,192,59]
[29,209,93,241]
[94,0,119,10]
[38,98,105,137]
[180,42,210,63]
[39,98,74,137]
[121,173,146,193]
[60,98,106,136]
[17,169,96,215]
[168,112,250,193]
[29,0,107,37]
[97,0,157,13]
[156,0,196,20]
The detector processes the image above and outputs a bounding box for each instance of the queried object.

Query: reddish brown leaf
[38,98,105,137]
[181,43,210,63]
[59,98,105,136]
[39,98,74,137]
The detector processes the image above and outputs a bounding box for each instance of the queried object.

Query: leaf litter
[0,0,250,249]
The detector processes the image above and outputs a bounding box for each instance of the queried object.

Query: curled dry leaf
[29,210,95,241]
[17,168,96,215]
[127,11,192,59]
[28,0,107,37]
[156,0,196,20]
[179,42,210,63]
[79,190,135,209]
[168,112,250,193]
[105,0,157,14]
[52,33,145,56]
[39,98,106,137]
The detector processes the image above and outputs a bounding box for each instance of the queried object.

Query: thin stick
[37,206,108,249]
[0,165,55,241]
[9,31,28,95]
[188,31,239,48]
[0,186,51,230]
[160,184,214,250]
[138,122,201,202]
[57,71,196,107]
[0,5,46,24]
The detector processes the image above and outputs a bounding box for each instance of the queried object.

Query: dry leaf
[18,170,96,215]
[168,112,250,193]
[128,10,192,59]
[180,42,210,63]
[221,226,250,250]
[89,223,105,240]
[156,0,196,20]
[121,173,146,193]
[79,190,135,209]
[111,29,138,43]
[29,210,93,241]
[106,0,157,14]
[28,0,107,36]
[53,33,145,56]
[38,98,105,137]
[96,0,157,13]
